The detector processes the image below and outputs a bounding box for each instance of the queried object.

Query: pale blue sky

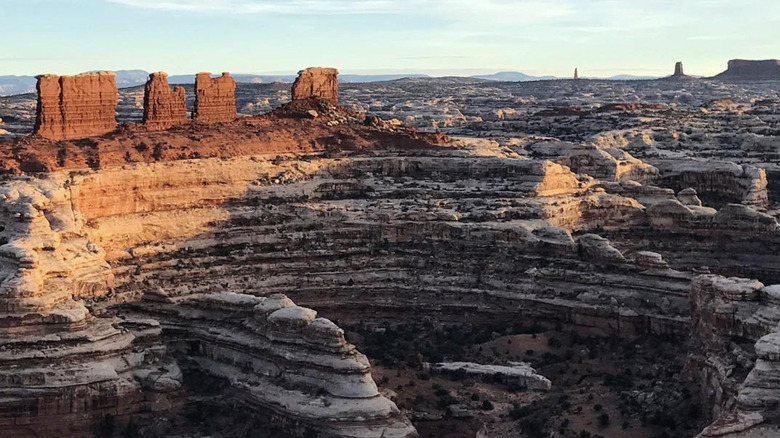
[1,0,778,77]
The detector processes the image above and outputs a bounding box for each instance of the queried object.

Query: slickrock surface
[142,72,187,130]
[5,74,780,436]
[292,67,339,103]
[193,72,236,123]
[33,72,117,140]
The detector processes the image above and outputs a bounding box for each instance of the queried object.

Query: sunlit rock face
[33,72,117,140]
[193,72,236,123]
[143,72,187,130]
[5,68,780,437]
[292,67,339,103]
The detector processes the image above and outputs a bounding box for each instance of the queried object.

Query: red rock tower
[292,67,339,103]
[143,72,187,130]
[192,72,236,123]
[574,68,579,80]
[34,72,117,140]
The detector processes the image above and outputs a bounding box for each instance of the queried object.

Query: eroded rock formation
[0,172,414,437]
[143,72,187,130]
[8,65,780,437]
[715,60,780,80]
[33,72,117,140]
[292,67,339,103]
[691,275,780,437]
[676,62,685,76]
[193,72,236,123]
[667,61,692,80]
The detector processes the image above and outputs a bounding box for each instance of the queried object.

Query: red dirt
[0,99,451,175]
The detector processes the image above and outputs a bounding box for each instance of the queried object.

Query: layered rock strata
[0,172,414,436]
[193,72,236,123]
[129,292,416,438]
[292,67,339,103]
[8,92,780,437]
[652,160,768,208]
[33,72,117,140]
[142,72,187,130]
[691,275,780,437]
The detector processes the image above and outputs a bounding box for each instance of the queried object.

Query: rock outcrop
[715,60,780,81]
[0,172,416,437]
[192,72,236,123]
[675,62,685,76]
[11,66,780,437]
[667,61,692,80]
[142,72,187,130]
[653,160,768,208]
[527,141,659,184]
[33,72,117,140]
[691,275,780,437]
[292,67,339,103]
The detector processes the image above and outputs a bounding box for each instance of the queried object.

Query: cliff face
[10,83,780,436]
[715,60,780,80]
[292,67,339,103]
[690,275,780,437]
[33,72,117,140]
[143,72,187,130]
[192,72,236,123]
[0,169,416,437]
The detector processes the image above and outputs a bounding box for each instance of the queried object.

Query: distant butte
[714,59,780,80]
[663,61,693,81]
[292,67,339,103]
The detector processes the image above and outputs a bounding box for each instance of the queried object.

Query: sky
[1,0,778,77]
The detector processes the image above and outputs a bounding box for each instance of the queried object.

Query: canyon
[0,64,779,438]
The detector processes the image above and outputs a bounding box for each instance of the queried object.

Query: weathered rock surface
[691,274,780,437]
[33,72,117,140]
[0,169,415,436]
[193,72,236,123]
[143,72,187,130]
[429,362,551,391]
[653,160,768,208]
[292,67,339,103]
[6,69,780,437]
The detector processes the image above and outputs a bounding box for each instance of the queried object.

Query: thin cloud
[107,0,573,19]
[108,0,402,14]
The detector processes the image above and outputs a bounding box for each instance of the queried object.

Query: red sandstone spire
[143,72,187,130]
[292,67,339,103]
[193,72,237,124]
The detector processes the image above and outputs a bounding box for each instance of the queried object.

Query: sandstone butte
[292,67,339,103]
[142,72,187,130]
[33,71,118,140]
[0,68,445,438]
[714,59,780,80]
[192,72,237,123]
[5,64,780,438]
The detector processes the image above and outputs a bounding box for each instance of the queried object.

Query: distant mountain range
[470,71,557,81]
[0,71,441,96]
[0,69,667,96]
[3,61,777,96]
